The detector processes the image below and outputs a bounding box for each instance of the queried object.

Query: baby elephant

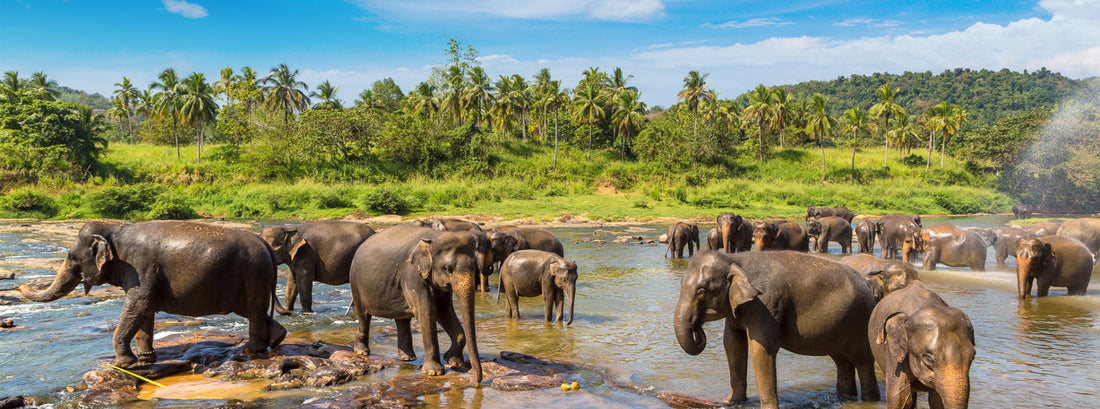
[500,250,578,324]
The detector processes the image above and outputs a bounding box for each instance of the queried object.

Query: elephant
[752,220,810,252]
[805,206,856,223]
[706,228,722,251]
[348,224,483,381]
[499,250,577,324]
[840,253,920,300]
[19,221,286,367]
[716,213,754,253]
[1025,219,1064,237]
[1015,236,1094,298]
[988,227,1036,266]
[878,214,925,262]
[431,218,483,232]
[480,230,519,292]
[261,221,376,312]
[674,251,880,408]
[430,219,493,289]
[807,216,852,254]
[495,226,565,256]
[855,217,879,254]
[665,222,700,258]
[1055,218,1100,259]
[920,225,988,272]
[1012,203,1034,219]
[869,280,975,409]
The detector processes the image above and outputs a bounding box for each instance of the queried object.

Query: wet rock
[327,350,396,376]
[154,317,207,331]
[0,395,26,409]
[593,229,617,236]
[76,312,91,317]
[0,270,15,280]
[82,366,141,406]
[658,233,669,243]
[266,373,306,391]
[656,392,728,408]
[0,319,13,328]
[305,366,352,388]
[613,235,651,245]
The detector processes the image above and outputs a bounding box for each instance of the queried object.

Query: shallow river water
[1,215,1099,408]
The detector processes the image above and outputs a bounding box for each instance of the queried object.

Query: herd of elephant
[13,208,1100,409]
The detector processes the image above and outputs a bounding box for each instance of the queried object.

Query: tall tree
[1,71,22,98]
[310,80,342,109]
[533,68,553,139]
[237,66,261,125]
[29,72,60,101]
[263,63,311,126]
[214,67,235,106]
[464,66,492,128]
[805,94,837,180]
[510,74,531,141]
[770,87,792,149]
[178,72,218,161]
[888,113,921,155]
[409,81,441,121]
[841,107,877,172]
[491,75,516,139]
[743,84,773,160]
[369,78,404,112]
[869,83,906,166]
[923,102,950,171]
[677,70,715,146]
[942,104,968,168]
[355,89,380,110]
[541,80,568,165]
[611,89,646,157]
[107,97,131,142]
[113,77,138,142]
[151,68,183,159]
[573,80,605,160]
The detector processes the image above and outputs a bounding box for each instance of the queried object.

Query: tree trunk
[521,109,527,142]
[941,134,947,169]
[883,114,890,167]
[851,133,857,172]
[172,115,180,160]
[820,135,827,182]
[554,110,560,166]
[586,119,592,160]
[197,122,203,161]
[758,119,765,160]
[926,130,935,171]
[779,124,785,149]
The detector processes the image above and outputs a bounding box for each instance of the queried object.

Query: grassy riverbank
[0,143,1014,221]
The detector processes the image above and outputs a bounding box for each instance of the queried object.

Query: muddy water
[1,216,1099,408]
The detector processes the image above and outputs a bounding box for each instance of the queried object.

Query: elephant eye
[922,353,936,367]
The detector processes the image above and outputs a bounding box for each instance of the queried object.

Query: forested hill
[57,85,112,110]
[737,67,1089,129]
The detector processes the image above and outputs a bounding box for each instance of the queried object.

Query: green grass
[0,143,1014,221]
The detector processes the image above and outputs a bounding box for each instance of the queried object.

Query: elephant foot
[268,321,287,349]
[113,354,138,368]
[444,353,465,368]
[353,342,370,356]
[397,350,416,361]
[241,340,267,354]
[724,392,747,405]
[136,351,157,364]
[422,360,445,376]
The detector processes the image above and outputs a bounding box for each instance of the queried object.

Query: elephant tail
[268,247,291,317]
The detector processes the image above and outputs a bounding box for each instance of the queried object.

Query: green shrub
[934,192,982,214]
[922,169,973,186]
[360,187,411,215]
[0,188,58,218]
[900,154,925,167]
[86,184,164,218]
[147,193,198,220]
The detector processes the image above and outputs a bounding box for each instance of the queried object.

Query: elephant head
[261,225,305,266]
[1014,238,1053,299]
[903,226,925,262]
[408,231,484,381]
[752,221,778,251]
[865,263,920,299]
[805,206,819,221]
[674,253,759,355]
[877,308,975,409]
[717,213,744,253]
[550,259,578,325]
[20,221,124,302]
[806,220,823,237]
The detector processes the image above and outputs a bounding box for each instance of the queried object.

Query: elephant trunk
[721,224,732,253]
[934,368,971,409]
[566,280,576,325]
[1016,258,1034,299]
[19,259,81,302]
[674,296,707,356]
[754,236,765,252]
[455,273,483,382]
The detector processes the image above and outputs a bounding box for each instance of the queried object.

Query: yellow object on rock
[561,381,580,391]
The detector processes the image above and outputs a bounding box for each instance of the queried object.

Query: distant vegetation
[0,39,1096,220]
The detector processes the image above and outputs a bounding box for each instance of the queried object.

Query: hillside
[57,85,112,110]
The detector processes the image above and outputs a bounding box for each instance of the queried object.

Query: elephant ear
[864,271,886,299]
[407,239,434,282]
[91,234,115,272]
[286,229,308,261]
[877,312,910,363]
[727,264,761,315]
[504,235,519,253]
[1042,243,1055,266]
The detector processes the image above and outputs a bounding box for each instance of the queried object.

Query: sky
[2,0,1099,107]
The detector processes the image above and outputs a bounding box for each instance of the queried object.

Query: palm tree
[135,87,155,137]
[214,67,235,106]
[770,87,792,149]
[542,80,568,165]
[309,80,341,109]
[841,107,877,172]
[611,89,646,157]
[510,74,532,142]
[804,94,837,180]
[442,66,465,125]
[942,105,968,168]
[178,72,218,161]
[491,75,516,139]
[410,81,441,121]
[237,66,261,124]
[922,102,950,171]
[743,84,773,160]
[463,66,492,128]
[113,77,138,142]
[869,83,906,167]
[677,71,715,144]
[263,63,310,126]
[573,80,605,160]
[151,68,183,159]
[533,68,553,139]
[888,113,921,155]
[107,97,131,142]
[356,89,380,110]
[29,72,60,101]
[74,106,109,168]
[1,71,23,98]
[609,67,636,146]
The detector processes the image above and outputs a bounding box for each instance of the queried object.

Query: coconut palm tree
[491,75,516,139]
[29,72,60,101]
[804,94,837,180]
[442,66,465,125]
[214,67,234,106]
[263,63,310,126]
[677,70,715,144]
[611,89,646,157]
[770,87,792,149]
[888,113,921,156]
[410,81,441,121]
[356,89,380,110]
[464,66,492,128]
[743,84,773,160]
[74,105,109,168]
[922,102,950,171]
[309,80,341,109]
[841,107,877,172]
[151,68,183,159]
[1,71,23,98]
[542,80,568,165]
[573,80,605,160]
[510,74,532,141]
[869,83,906,167]
[533,68,553,139]
[107,97,131,142]
[178,72,218,161]
[942,105,968,168]
[113,77,138,142]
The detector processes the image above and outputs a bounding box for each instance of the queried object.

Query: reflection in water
[1,218,1099,408]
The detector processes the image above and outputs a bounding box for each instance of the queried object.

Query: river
[1,215,1098,408]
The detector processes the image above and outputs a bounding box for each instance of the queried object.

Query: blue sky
[2,0,1098,106]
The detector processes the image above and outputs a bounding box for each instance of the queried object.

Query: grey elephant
[988,227,1036,266]
[1025,219,1064,237]
[674,251,880,408]
[1056,218,1100,258]
[1016,236,1094,298]
[496,226,564,256]
[921,225,987,271]
[261,221,376,312]
[854,217,879,254]
[716,213,754,253]
[430,219,494,290]
[480,230,519,292]
[878,214,924,262]
[20,221,286,367]
[869,280,975,409]
[841,253,920,300]
[805,206,856,223]
[1012,203,1034,219]
[499,250,577,324]
[348,224,483,381]
[706,228,722,250]
[431,218,483,232]
[665,222,700,258]
[752,220,810,252]
[807,216,852,254]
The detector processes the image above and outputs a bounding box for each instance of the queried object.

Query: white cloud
[704,17,794,29]
[162,0,208,19]
[351,0,664,22]
[834,17,902,28]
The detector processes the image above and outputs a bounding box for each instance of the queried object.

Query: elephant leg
[856,358,880,401]
[133,315,156,364]
[243,310,274,354]
[395,318,415,361]
[543,288,555,322]
[995,246,1008,266]
[505,285,521,320]
[353,312,372,355]
[749,337,779,409]
[687,239,695,257]
[831,355,858,400]
[1036,277,1052,297]
[480,273,490,293]
[266,316,286,349]
[554,289,565,322]
[923,248,938,271]
[414,299,445,376]
[433,292,467,368]
[292,261,316,313]
[112,297,150,367]
[722,320,748,404]
[285,270,299,312]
